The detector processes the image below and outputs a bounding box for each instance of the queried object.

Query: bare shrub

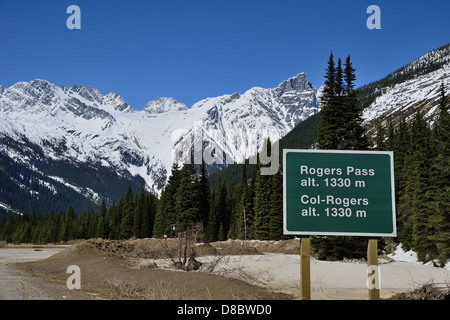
[0,240,6,248]
[145,278,193,300]
[213,260,274,286]
[107,276,145,299]
[159,222,203,271]
[106,275,195,300]
[203,254,230,273]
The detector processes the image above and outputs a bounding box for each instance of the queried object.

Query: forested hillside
[374,83,450,265]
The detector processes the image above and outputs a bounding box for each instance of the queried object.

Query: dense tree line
[375,82,450,265]
[0,155,286,244]
[152,152,286,243]
[0,186,158,244]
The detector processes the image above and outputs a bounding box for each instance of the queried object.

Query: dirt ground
[4,238,450,300]
[0,246,91,300]
[14,238,295,300]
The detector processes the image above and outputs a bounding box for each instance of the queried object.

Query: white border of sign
[283,149,397,237]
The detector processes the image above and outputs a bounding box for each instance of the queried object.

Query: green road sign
[283,149,397,237]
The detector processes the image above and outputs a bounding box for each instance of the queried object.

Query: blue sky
[0,0,449,109]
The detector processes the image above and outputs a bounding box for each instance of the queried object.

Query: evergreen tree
[133,186,145,238]
[254,164,273,240]
[153,162,182,237]
[142,191,157,238]
[67,206,77,239]
[229,163,249,240]
[438,81,448,113]
[317,52,340,150]
[120,186,134,239]
[313,53,370,260]
[166,163,182,229]
[96,200,108,239]
[246,163,258,239]
[76,211,88,239]
[153,189,169,238]
[375,122,386,150]
[269,167,284,240]
[253,139,276,240]
[215,178,229,241]
[386,121,396,151]
[175,163,200,231]
[107,202,118,239]
[59,206,76,241]
[86,208,98,239]
[340,55,369,150]
[397,111,437,260]
[393,118,410,207]
[205,189,218,242]
[428,83,450,264]
[335,57,344,96]
[114,198,125,239]
[198,158,211,226]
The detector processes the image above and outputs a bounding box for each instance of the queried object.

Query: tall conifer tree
[314,53,369,260]
[317,52,339,150]
[175,162,200,231]
[198,158,211,227]
[269,167,284,240]
[120,186,134,239]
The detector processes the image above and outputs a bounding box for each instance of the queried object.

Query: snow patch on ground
[388,246,419,263]
[388,245,450,270]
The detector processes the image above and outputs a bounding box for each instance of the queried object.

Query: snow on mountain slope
[362,44,450,129]
[179,73,318,164]
[362,65,450,123]
[0,73,318,199]
[143,97,188,115]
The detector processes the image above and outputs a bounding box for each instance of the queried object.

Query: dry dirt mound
[18,239,294,300]
[65,237,301,260]
[66,238,220,260]
[211,239,301,255]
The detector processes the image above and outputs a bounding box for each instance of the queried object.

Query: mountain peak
[29,78,52,86]
[143,97,188,115]
[25,79,57,93]
[275,72,314,96]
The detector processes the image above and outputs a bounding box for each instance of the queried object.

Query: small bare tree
[159,222,203,271]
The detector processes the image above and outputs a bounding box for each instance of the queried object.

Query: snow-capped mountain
[0,73,318,210]
[362,44,450,132]
[2,43,448,214]
[172,73,318,165]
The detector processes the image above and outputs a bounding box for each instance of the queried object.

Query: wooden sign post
[367,238,380,300]
[300,236,311,300]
